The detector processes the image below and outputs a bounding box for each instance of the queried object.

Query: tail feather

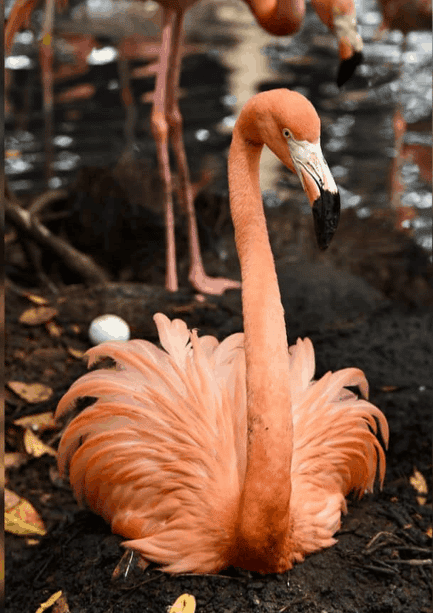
[286,339,387,555]
[288,337,316,393]
[153,314,192,368]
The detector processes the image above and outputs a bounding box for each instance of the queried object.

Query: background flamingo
[377,0,432,34]
[375,0,432,213]
[55,88,388,574]
[5,0,364,294]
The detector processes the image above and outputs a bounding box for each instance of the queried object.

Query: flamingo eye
[283,129,290,139]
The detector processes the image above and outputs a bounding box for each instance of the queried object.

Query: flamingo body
[56,89,388,574]
[57,314,387,573]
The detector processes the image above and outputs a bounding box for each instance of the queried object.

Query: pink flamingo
[375,0,432,211]
[377,0,432,34]
[55,89,388,574]
[243,0,364,85]
[5,0,364,294]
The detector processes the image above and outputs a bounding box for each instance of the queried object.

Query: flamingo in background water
[377,0,432,34]
[55,89,388,573]
[243,0,364,86]
[375,0,432,213]
[5,0,364,294]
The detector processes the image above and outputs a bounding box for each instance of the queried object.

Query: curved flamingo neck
[228,122,293,568]
[243,0,305,36]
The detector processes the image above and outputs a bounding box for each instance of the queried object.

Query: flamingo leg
[117,54,137,158]
[165,11,241,295]
[40,0,56,183]
[150,8,178,292]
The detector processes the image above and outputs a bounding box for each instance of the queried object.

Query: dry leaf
[35,591,63,613]
[67,347,86,359]
[14,412,57,432]
[19,306,58,326]
[24,293,49,306]
[24,430,57,458]
[8,381,53,403]
[380,385,399,392]
[5,452,28,470]
[410,468,428,505]
[169,594,196,613]
[46,321,63,337]
[5,488,46,536]
[52,593,70,613]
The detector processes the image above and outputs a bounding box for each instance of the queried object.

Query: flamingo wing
[284,337,388,562]
[56,315,247,573]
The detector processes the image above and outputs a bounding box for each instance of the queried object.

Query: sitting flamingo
[56,89,388,574]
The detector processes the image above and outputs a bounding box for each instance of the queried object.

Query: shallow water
[5,0,432,252]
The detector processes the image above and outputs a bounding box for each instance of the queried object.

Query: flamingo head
[249,89,341,249]
[333,8,364,87]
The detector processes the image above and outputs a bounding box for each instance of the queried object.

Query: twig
[5,197,110,285]
[386,559,432,567]
[360,563,398,576]
[21,235,60,293]
[28,188,68,216]
[394,546,432,554]
[364,531,403,554]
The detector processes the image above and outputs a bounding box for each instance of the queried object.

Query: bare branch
[5,197,110,286]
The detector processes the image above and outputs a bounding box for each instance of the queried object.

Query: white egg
[88,314,130,345]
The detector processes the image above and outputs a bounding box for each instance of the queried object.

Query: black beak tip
[337,51,364,87]
[312,190,341,250]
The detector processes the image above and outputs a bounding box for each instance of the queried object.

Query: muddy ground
[5,172,433,612]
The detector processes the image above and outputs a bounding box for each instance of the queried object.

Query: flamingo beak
[333,10,364,86]
[337,51,363,87]
[311,185,341,250]
[287,138,340,250]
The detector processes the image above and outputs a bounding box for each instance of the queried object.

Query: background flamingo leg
[150,8,178,292]
[39,0,56,183]
[117,54,138,159]
[166,11,241,295]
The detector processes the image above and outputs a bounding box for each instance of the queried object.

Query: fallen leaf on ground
[46,321,63,337]
[52,592,70,613]
[14,411,57,432]
[5,488,46,536]
[19,306,58,325]
[35,591,63,613]
[8,381,53,403]
[24,293,49,306]
[5,452,28,470]
[66,346,86,359]
[24,430,57,458]
[169,594,196,613]
[410,468,428,505]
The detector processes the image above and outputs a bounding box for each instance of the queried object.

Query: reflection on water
[5,0,432,252]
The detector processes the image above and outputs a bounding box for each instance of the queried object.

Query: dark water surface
[5,0,432,253]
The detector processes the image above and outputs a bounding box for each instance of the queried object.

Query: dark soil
[5,173,433,612]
